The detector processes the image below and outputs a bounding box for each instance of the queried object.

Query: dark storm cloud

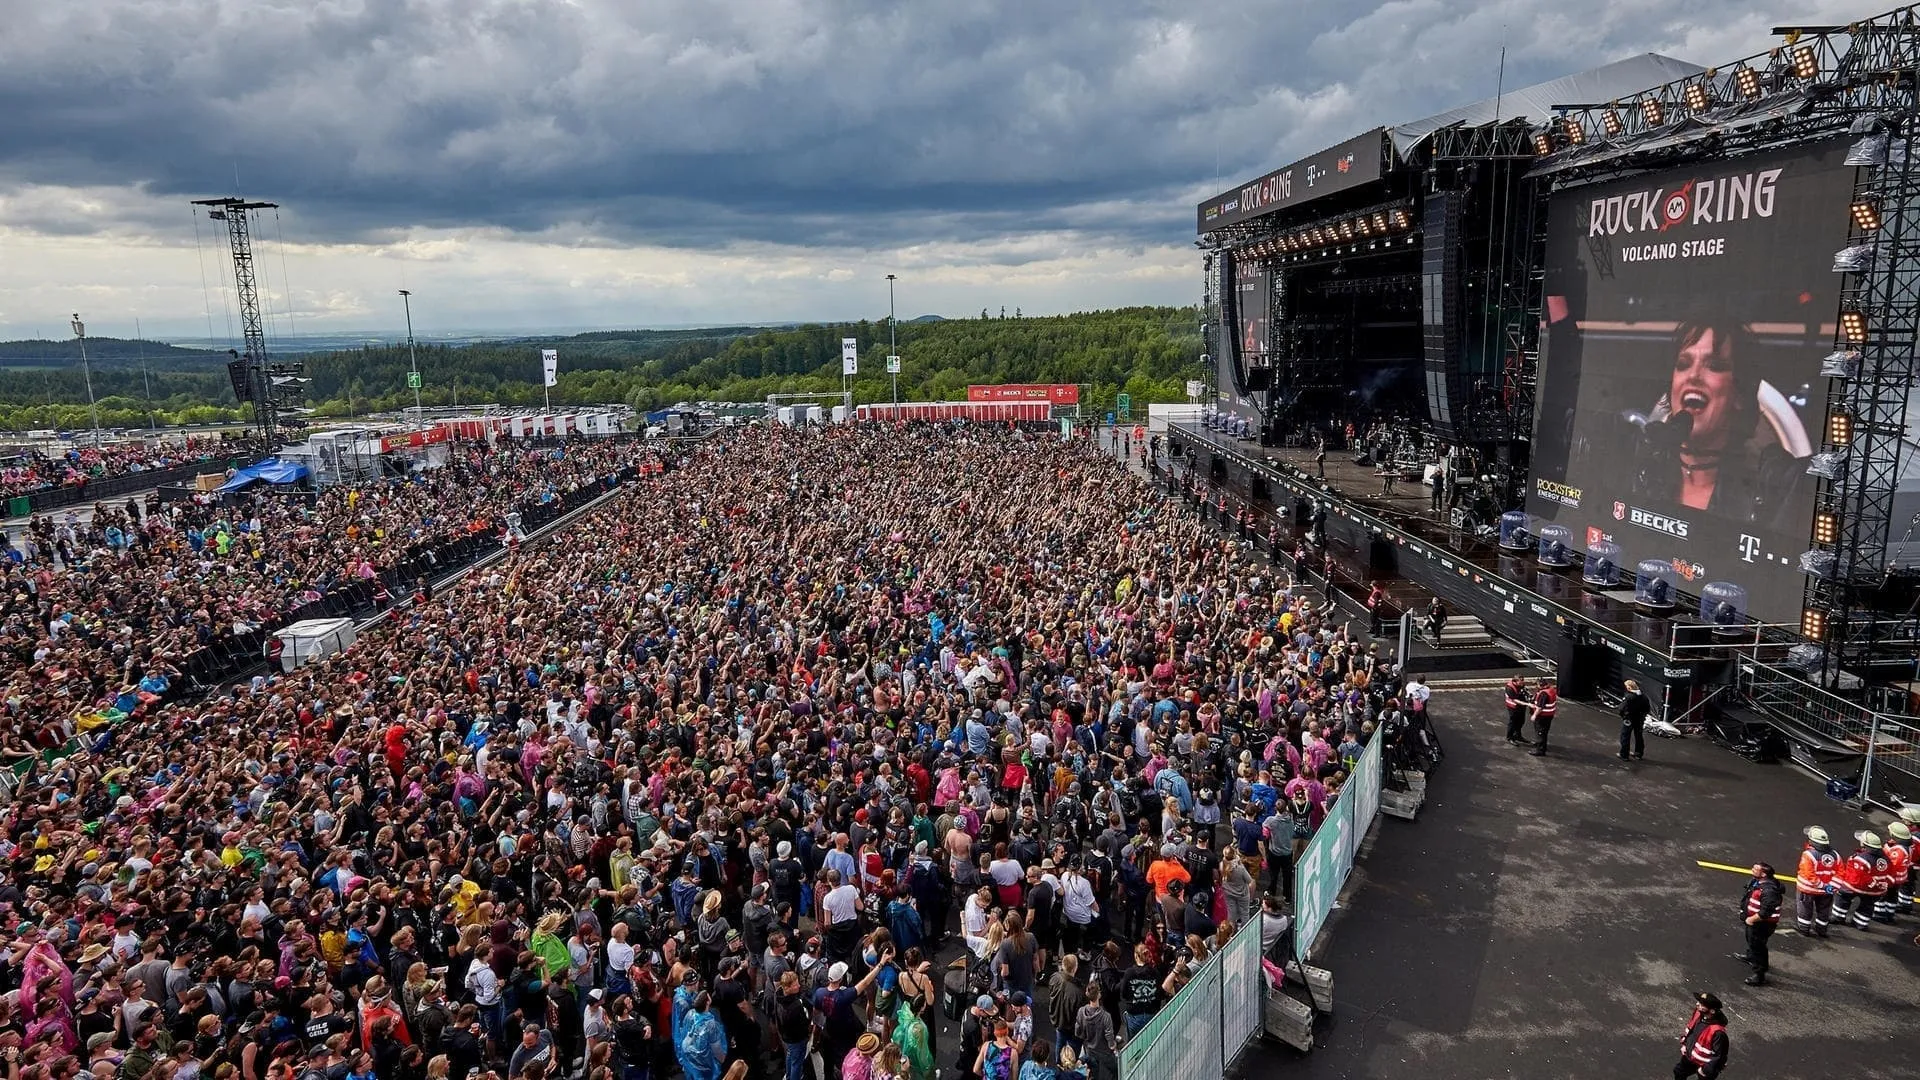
[0,0,1869,249]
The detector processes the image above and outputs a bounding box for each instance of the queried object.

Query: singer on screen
[1627,317,1812,528]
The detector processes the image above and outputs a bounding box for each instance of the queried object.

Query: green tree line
[0,308,1204,430]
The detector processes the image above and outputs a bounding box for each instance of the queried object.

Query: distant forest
[0,307,1204,431]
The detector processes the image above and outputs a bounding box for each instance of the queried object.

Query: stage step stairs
[1433,615,1495,649]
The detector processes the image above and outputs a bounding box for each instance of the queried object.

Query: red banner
[966,383,1079,405]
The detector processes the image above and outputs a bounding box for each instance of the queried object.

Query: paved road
[1240,690,1919,1079]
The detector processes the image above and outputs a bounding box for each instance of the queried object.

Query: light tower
[192,196,305,446]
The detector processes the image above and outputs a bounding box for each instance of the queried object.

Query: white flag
[841,337,859,376]
[541,349,558,388]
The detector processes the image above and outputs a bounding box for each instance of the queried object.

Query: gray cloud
[0,0,1877,253]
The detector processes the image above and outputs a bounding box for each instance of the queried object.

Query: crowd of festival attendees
[1,439,261,499]
[0,423,1405,1080]
[0,438,657,759]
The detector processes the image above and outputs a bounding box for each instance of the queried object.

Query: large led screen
[1529,140,1855,624]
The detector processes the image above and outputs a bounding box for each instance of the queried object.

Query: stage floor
[1169,425,1696,654]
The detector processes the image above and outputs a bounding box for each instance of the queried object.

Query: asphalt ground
[1238,690,1920,1079]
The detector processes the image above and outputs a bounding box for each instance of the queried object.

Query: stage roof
[1389,53,1704,157]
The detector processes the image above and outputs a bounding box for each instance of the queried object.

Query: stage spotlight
[1805,450,1845,479]
[1832,243,1876,273]
[1310,227,1325,244]
[1792,44,1819,79]
[1839,310,1868,343]
[1390,209,1411,229]
[1532,131,1553,155]
[1561,117,1585,145]
[1735,64,1762,99]
[1819,349,1861,377]
[1797,550,1837,580]
[1338,220,1354,240]
[1684,82,1710,111]
[1799,608,1827,640]
[1356,216,1373,236]
[1641,98,1665,126]
[1813,511,1840,545]
[1601,108,1623,136]
[1826,410,1854,446]
[1845,133,1889,165]
[1370,212,1387,232]
[1850,199,1882,230]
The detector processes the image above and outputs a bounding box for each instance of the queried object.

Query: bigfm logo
[1588,167,1783,237]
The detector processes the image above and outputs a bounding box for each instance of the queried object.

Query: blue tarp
[216,457,312,492]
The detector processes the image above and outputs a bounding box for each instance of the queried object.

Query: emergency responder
[1833,831,1889,930]
[1528,677,1558,757]
[1674,992,1730,1080]
[1794,826,1839,937]
[1896,807,1920,914]
[1876,820,1912,923]
[1731,863,1783,986]
[1503,675,1529,745]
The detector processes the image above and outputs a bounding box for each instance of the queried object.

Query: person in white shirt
[821,869,861,928]
[1059,864,1098,955]
[962,886,994,958]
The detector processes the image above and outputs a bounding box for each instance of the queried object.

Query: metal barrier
[1118,914,1268,1080]
[1733,654,1920,805]
[11,460,240,513]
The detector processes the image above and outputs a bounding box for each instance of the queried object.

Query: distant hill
[0,308,1203,431]
[0,337,220,371]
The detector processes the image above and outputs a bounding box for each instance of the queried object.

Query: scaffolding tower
[193,197,305,447]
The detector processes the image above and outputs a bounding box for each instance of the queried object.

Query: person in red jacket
[1732,863,1783,986]
[1502,675,1529,745]
[1674,991,1730,1079]
[1794,825,1839,937]
[1527,678,1558,757]
[1896,809,1920,914]
[1876,821,1912,923]
[1833,831,1889,930]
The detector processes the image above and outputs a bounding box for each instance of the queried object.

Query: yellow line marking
[1697,860,1754,875]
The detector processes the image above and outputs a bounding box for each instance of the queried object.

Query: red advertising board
[966,383,1079,405]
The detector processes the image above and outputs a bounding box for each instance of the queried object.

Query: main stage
[1169,421,1737,719]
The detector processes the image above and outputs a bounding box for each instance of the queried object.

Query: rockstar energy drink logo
[1535,478,1583,509]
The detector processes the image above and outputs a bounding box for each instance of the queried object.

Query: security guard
[1732,862,1783,986]
[1794,826,1839,937]
[1503,675,1530,745]
[1833,831,1889,930]
[1674,991,1730,1079]
[1877,820,1912,923]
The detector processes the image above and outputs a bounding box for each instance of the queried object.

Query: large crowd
[0,439,656,761]
[1,440,256,499]
[0,423,1418,1080]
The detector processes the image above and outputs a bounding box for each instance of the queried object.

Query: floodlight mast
[192,196,286,445]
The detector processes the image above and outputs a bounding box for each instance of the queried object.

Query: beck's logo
[1612,501,1626,520]
[1627,505,1690,538]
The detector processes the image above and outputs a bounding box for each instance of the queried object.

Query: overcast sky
[0,0,1873,341]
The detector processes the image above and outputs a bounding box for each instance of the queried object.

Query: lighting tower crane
[192,196,306,446]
